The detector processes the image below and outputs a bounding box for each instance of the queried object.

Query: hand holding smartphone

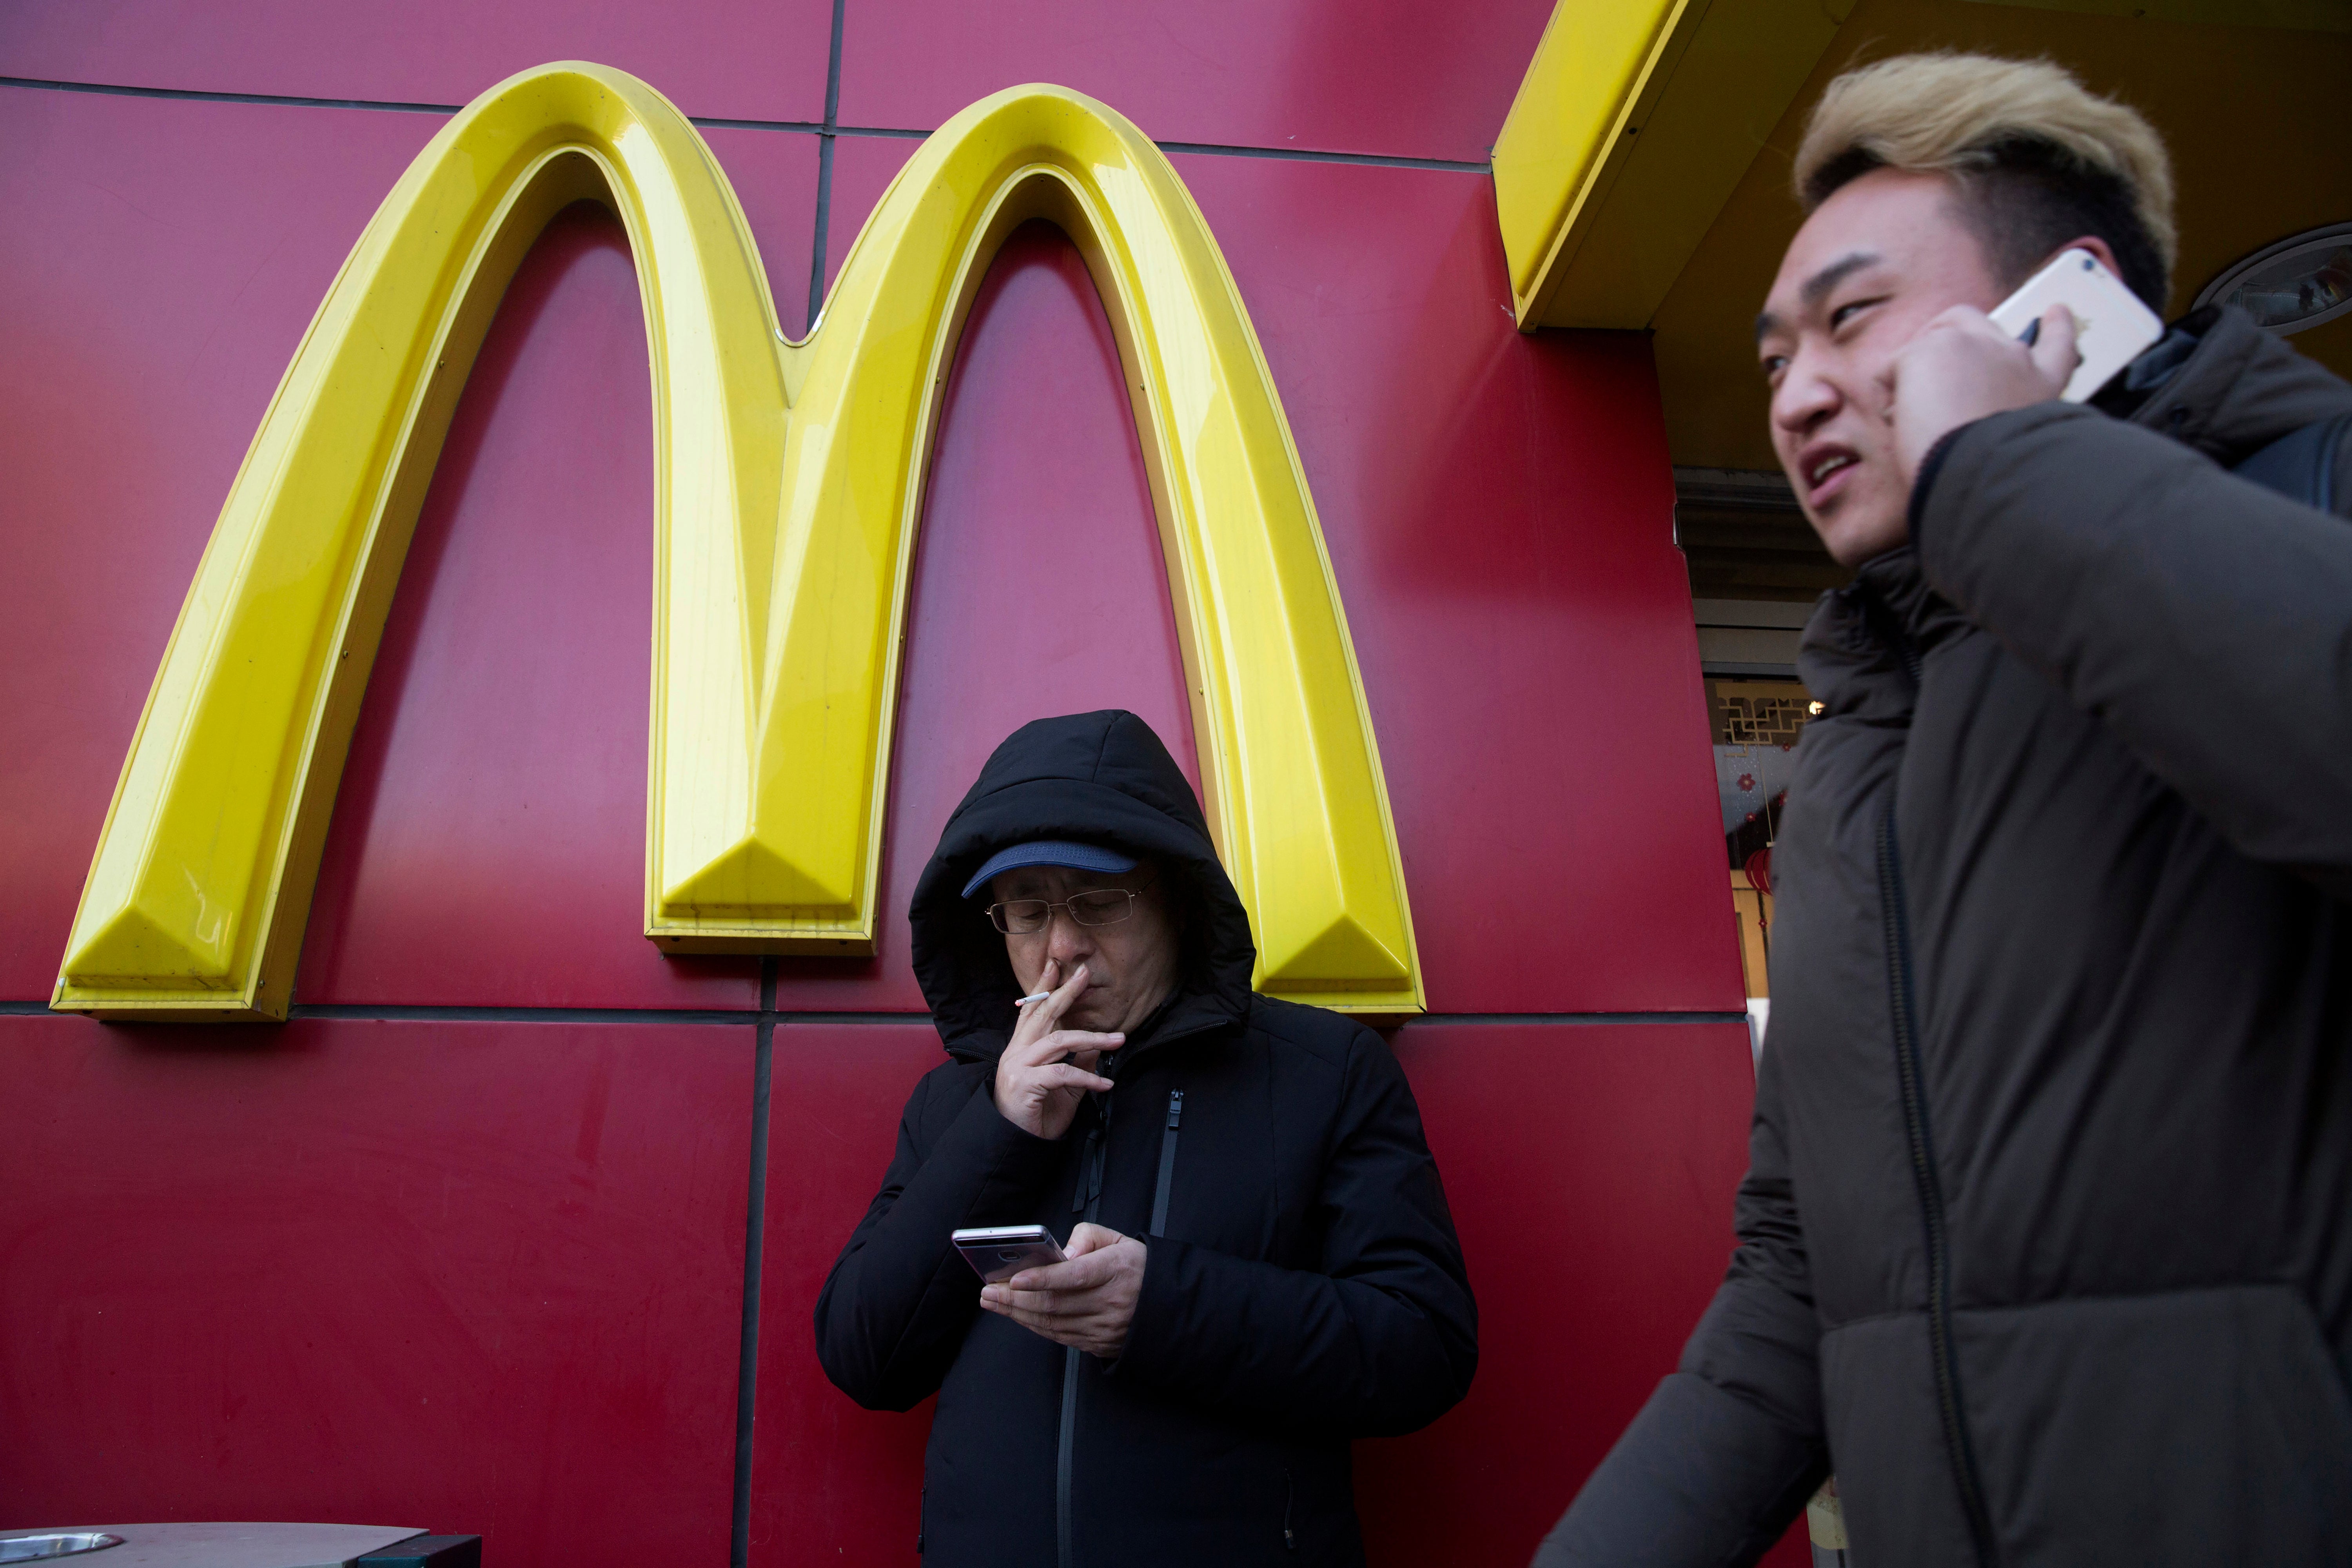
[1987,247,2162,403]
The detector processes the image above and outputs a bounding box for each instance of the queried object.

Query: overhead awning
[1492,0,1855,332]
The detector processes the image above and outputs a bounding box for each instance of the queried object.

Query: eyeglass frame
[985,875,1160,936]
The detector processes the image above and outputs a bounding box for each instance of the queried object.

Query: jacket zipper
[1878,807,1997,1565]
[1056,1341,1080,1568]
[1059,1100,1114,1568]
[1283,1467,1296,1552]
[1149,1090,1184,1236]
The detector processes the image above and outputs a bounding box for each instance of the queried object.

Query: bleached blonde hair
[1793,53,2176,304]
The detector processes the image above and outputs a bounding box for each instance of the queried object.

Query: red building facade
[0,4,1775,1562]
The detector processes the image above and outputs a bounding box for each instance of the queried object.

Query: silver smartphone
[1988,247,2163,403]
[951,1224,1068,1283]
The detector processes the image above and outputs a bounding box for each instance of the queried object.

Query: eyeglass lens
[990,889,1139,935]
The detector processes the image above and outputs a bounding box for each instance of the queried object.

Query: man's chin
[1809,502,1907,568]
[1061,1003,1122,1035]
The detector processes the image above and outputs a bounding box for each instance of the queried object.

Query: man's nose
[1045,911,1095,965]
[1773,350,1841,437]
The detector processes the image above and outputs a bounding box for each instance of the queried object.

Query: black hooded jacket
[815,710,1477,1567]
[1539,309,2352,1566]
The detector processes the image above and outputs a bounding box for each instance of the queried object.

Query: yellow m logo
[53,64,1422,1021]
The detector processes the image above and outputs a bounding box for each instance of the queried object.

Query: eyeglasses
[987,878,1156,936]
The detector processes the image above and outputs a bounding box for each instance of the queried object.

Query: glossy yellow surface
[53,64,1422,1019]
[1493,0,1852,331]
[1493,0,1681,307]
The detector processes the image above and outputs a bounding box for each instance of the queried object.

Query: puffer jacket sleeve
[814,1066,1068,1410]
[1111,1027,1477,1438]
[1914,403,2352,897]
[1532,1047,1828,1567]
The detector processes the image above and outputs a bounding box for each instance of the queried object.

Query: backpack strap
[2232,410,2352,513]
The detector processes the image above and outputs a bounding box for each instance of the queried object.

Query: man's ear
[2045,234,2125,283]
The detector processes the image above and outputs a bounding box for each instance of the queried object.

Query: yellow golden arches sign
[52,63,1423,1021]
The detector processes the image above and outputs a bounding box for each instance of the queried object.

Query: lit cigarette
[1015,991,1053,1006]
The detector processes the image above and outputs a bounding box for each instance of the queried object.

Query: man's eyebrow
[1756,250,1883,344]
[1800,250,1881,309]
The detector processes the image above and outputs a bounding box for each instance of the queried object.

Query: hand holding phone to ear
[1880,247,2165,492]
[1880,302,2082,489]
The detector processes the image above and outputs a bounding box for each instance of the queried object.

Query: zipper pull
[1150,1090,1185,1237]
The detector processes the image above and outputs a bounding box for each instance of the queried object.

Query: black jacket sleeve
[1533,1049,1828,1567]
[813,1066,1068,1411]
[1110,1029,1477,1438]
[1915,402,2352,897]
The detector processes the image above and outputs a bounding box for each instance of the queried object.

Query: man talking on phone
[1536,53,2352,1567]
[818,709,1475,1566]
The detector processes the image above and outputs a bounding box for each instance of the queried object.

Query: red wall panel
[0,1,833,126]
[1363,1021,1759,1564]
[704,127,830,342]
[0,0,1549,160]
[822,135,926,299]
[834,0,1555,163]
[0,1012,754,1564]
[747,1024,945,1568]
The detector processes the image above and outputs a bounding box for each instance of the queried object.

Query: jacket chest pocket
[1131,1081,1311,1264]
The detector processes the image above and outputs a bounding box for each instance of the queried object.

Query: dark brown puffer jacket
[1539,306,2352,1566]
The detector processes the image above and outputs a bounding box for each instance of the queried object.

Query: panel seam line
[2,998,1749,1025]
[0,76,1492,171]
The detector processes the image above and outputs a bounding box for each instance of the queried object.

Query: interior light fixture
[2194,223,2352,336]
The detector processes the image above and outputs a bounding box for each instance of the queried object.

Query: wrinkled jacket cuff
[1109,1234,1198,1386]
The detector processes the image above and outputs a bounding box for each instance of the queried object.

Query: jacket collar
[1798,548,1967,722]
[2102,303,2352,463]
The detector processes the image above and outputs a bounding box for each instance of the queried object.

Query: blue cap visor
[962,839,1139,899]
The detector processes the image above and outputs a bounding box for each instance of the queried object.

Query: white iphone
[1987,247,2163,403]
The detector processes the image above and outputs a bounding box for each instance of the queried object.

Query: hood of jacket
[908,709,1257,1062]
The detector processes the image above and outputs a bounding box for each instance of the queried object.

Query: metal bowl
[0,1538,124,1562]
